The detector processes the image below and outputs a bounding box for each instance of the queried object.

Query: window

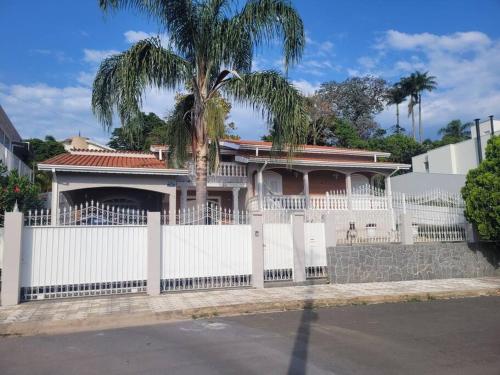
[424,161,429,173]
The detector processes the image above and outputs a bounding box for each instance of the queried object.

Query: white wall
[392,172,466,194]
[411,131,498,175]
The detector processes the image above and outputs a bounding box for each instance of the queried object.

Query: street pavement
[1,296,499,374]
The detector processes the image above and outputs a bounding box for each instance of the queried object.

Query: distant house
[392,117,499,194]
[38,139,409,223]
[0,105,32,179]
[61,135,114,152]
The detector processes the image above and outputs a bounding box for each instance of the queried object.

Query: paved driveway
[1,297,499,374]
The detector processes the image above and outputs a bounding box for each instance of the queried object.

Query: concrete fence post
[250,212,264,288]
[147,212,161,296]
[465,222,479,243]
[1,212,24,306]
[324,212,337,248]
[292,213,306,283]
[400,212,414,245]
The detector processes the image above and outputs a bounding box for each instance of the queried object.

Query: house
[392,116,499,194]
[61,135,115,152]
[38,139,410,224]
[0,105,32,179]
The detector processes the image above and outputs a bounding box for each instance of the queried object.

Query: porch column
[169,190,176,225]
[51,170,59,226]
[303,171,310,209]
[180,186,188,210]
[345,173,352,211]
[257,169,264,210]
[232,187,240,213]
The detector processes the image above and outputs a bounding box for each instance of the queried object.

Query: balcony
[246,193,389,211]
[188,161,247,187]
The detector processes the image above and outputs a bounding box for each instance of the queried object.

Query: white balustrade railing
[188,161,247,180]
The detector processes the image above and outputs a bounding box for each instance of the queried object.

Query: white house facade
[0,105,32,179]
[392,116,499,194]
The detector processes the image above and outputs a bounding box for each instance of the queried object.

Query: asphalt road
[1,296,500,375]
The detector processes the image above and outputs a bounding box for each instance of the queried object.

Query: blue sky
[1,0,499,143]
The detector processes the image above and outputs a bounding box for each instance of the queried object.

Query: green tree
[92,0,307,206]
[368,133,425,164]
[316,76,387,138]
[461,136,500,240]
[25,136,66,192]
[385,84,407,134]
[108,112,168,151]
[0,164,43,215]
[330,120,367,148]
[438,119,471,145]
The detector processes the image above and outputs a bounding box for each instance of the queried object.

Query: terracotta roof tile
[40,153,169,169]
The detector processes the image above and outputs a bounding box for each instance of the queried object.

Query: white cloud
[379,30,491,53]
[124,30,153,43]
[124,30,170,47]
[361,30,500,137]
[292,79,320,95]
[83,49,119,64]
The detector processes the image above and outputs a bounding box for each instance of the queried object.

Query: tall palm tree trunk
[418,93,423,143]
[193,94,208,208]
[396,103,400,130]
[411,109,416,140]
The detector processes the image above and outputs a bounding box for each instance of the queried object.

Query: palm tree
[399,74,418,140]
[414,71,437,143]
[385,84,407,134]
[438,119,471,141]
[92,0,307,206]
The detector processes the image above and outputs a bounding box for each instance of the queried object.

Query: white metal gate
[160,224,252,291]
[20,226,147,300]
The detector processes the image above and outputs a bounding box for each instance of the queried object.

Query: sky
[1,0,499,144]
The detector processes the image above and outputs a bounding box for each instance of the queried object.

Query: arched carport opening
[62,187,166,211]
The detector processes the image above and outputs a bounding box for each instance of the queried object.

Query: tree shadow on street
[287,289,319,375]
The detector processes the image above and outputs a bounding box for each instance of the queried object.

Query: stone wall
[327,242,500,284]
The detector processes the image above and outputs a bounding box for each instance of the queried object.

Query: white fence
[160,224,252,291]
[248,187,467,244]
[262,211,328,281]
[20,226,147,300]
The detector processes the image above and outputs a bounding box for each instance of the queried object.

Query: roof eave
[239,157,410,170]
[38,164,189,176]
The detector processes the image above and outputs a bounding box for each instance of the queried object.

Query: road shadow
[287,286,319,375]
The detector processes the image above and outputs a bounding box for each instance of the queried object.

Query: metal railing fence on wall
[20,225,147,301]
[392,190,466,242]
[26,202,148,226]
[161,205,249,225]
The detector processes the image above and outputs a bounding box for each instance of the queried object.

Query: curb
[1,287,499,337]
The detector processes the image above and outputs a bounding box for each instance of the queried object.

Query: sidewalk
[1,277,500,337]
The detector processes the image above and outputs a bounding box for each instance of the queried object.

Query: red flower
[14,186,20,193]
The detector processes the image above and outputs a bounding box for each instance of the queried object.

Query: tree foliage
[108,112,168,150]
[0,164,43,215]
[24,136,66,192]
[461,136,500,241]
[316,76,387,138]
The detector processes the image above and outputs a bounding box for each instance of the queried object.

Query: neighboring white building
[61,135,114,152]
[393,117,499,194]
[0,105,32,179]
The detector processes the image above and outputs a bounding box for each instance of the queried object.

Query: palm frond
[165,94,195,167]
[235,0,305,69]
[92,37,191,129]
